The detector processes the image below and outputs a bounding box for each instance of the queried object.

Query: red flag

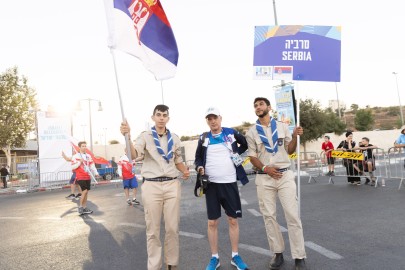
[70,142,110,165]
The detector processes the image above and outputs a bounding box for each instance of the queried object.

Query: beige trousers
[256,171,306,259]
[142,179,181,270]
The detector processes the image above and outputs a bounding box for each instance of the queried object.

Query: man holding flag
[71,141,100,215]
[120,104,190,270]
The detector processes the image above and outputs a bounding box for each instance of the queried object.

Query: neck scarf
[151,126,173,163]
[256,118,278,153]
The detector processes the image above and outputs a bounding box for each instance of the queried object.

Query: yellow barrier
[242,157,250,166]
[331,150,364,160]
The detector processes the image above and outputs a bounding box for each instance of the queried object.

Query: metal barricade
[323,148,388,187]
[292,151,322,183]
[387,147,405,190]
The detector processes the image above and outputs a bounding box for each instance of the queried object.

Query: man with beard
[245,97,307,270]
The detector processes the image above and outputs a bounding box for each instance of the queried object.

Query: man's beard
[257,109,269,118]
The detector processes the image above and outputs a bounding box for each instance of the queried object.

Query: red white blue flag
[104,0,179,81]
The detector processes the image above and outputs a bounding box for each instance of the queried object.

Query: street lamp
[76,98,103,152]
[392,72,404,126]
[103,128,107,158]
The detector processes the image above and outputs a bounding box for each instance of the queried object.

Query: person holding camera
[194,107,250,270]
[246,97,307,270]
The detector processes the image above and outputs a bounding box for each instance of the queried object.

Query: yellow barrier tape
[331,150,364,160]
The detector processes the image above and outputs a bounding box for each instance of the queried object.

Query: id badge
[230,152,243,167]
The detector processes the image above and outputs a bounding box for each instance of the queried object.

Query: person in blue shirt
[394,128,405,148]
[394,128,405,169]
[195,107,249,270]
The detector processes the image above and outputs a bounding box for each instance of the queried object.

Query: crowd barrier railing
[387,147,405,190]
[319,148,388,187]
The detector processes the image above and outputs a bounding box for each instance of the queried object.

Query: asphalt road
[1,175,405,270]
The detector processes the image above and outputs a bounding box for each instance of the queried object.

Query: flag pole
[110,49,132,161]
[161,80,165,104]
[295,82,301,217]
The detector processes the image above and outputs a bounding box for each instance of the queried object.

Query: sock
[212,253,219,259]
[232,251,238,258]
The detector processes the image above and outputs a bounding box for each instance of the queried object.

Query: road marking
[247,208,262,216]
[239,243,272,256]
[240,199,248,205]
[246,209,288,232]
[305,241,343,259]
[279,225,288,232]
[0,217,24,220]
[37,217,62,220]
[179,231,205,239]
[119,222,146,228]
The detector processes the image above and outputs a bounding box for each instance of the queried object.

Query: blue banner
[253,25,341,82]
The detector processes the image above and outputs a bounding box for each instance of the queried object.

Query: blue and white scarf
[256,118,278,154]
[151,126,173,163]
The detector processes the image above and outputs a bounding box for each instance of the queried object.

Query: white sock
[212,253,219,259]
[232,251,238,258]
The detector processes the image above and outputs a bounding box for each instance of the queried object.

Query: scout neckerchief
[256,118,278,154]
[151,126,173,163]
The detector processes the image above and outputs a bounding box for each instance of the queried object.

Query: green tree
[324,108,347,134]
[354,109,374,131]
[299,99,327,152]
[109,139,120,144]
[180,136,191,141]
[350,104,359,112]
[0,67,38,167]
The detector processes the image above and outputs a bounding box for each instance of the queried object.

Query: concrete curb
[0,180,115,196]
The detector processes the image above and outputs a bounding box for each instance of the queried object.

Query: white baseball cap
[205,107,221,118]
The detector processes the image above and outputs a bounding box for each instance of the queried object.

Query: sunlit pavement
[1,175,405,270]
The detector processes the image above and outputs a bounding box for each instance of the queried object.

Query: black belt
[144,177,177,182]
[257,168,289,174]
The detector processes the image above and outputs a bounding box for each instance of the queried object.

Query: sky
[1,0,404,144]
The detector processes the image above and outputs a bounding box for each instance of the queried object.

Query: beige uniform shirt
[246,120,292,168]
[134,130,184,178]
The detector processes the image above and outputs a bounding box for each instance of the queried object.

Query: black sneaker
[132,198,140,205]
[78,207,84,215]
[83,208,93,214]
[269,253,284,269]
[364,178,370,185]
[66,194,75,199]
[75,193,82,198]
[127,199,132,206]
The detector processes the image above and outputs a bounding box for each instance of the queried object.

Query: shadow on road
[80,212,147,270]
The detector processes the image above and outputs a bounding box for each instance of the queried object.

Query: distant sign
[275,85,296,134]
[253,25,341,82]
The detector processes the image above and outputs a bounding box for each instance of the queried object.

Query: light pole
[392,72,404,126]
[80,124,87,141]
[76,98,103,152]
[103,128,107,158]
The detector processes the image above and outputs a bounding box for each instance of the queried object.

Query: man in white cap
[195,107,250,270]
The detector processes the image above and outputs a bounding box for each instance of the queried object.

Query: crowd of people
[321,128,405,186]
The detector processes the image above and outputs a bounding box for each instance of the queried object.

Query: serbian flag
[70,142,111,166]
[104,0,179,81]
